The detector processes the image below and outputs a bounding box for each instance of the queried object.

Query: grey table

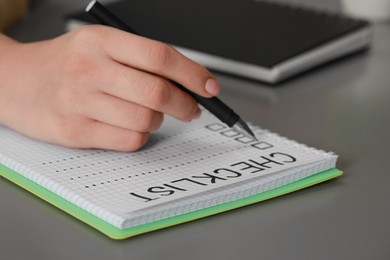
[1,1,389,259]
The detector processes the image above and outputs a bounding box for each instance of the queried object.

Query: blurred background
[4,0,389,42]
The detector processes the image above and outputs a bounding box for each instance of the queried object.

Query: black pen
[85,0,256,140]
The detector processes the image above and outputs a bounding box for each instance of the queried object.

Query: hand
[0,26,221,151]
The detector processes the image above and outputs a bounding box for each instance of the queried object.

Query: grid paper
[0,111,337,228]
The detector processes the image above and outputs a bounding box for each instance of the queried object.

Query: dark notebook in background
[66,0,371,84]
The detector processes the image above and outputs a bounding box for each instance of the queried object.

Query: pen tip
[235,118,258,141]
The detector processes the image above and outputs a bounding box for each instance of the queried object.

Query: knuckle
[120,132,149,151]
[69,25,102,45]
[56,122,83,146]
[62,53,96,80]
[152,112,164,131]
[147,42,176,72]
[134,107,155,131]
[62,27,103,81]
[147,78,171,108]
[134,107,163,132]
[174,96,197,121]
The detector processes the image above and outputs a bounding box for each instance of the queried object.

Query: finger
[96,60,201,121]
[83,92,164,132]
[99,26,221,97]
[63,120,150,151]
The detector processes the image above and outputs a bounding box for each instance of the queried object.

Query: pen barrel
[176,84,239,127]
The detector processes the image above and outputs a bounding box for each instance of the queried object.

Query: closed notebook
[66,0,371,83]
[0,111,342,239]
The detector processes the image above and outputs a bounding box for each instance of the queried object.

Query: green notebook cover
[0,164,342,239]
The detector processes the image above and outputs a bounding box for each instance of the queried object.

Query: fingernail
[205,78,221,96]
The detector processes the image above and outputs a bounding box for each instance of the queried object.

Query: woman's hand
[0,26,221,151]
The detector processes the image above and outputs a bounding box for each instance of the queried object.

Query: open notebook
[0,111,342,239]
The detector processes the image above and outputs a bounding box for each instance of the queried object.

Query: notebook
[65,0,371,83]
[0,110,342,239]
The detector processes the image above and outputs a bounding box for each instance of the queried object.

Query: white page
[0,111,336,228]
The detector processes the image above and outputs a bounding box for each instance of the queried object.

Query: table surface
[1,1,389,259]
